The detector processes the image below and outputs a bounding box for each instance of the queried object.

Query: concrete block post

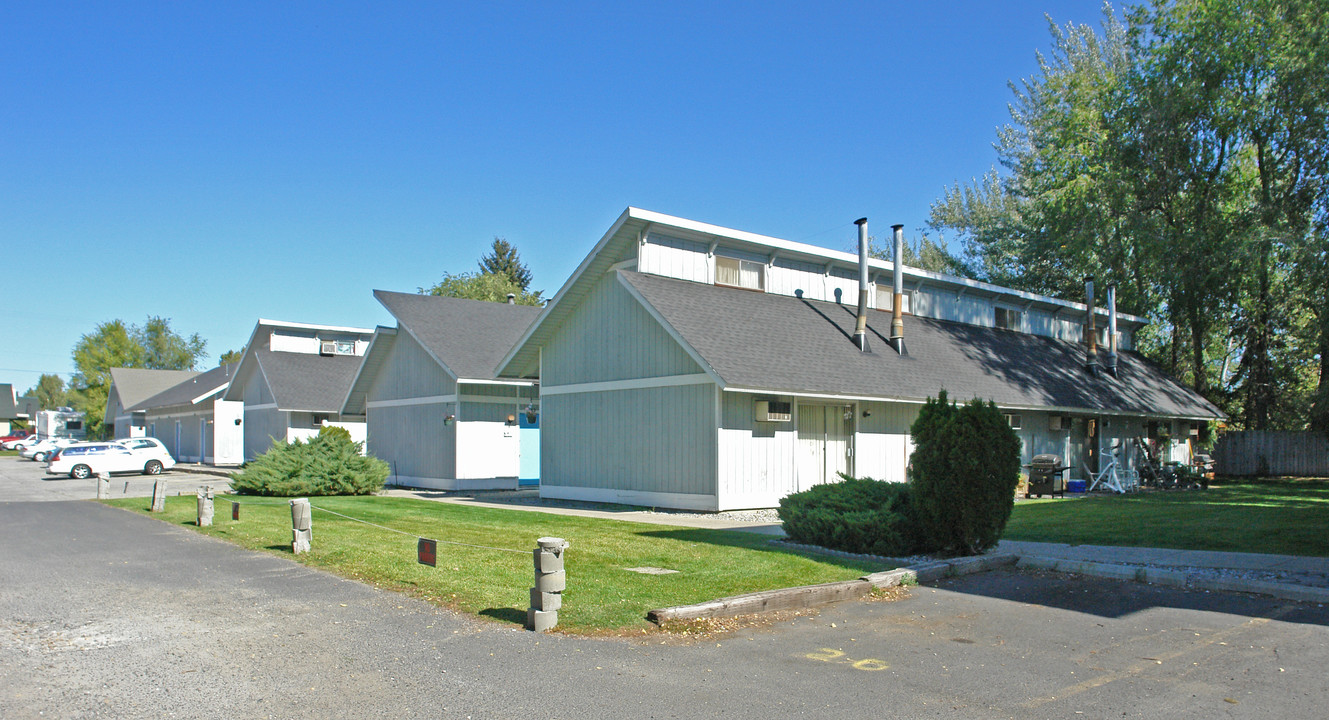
[196,485,214,527]
[528,537,569,632]
[290,498,312,554]
[95,473,110,500]
[150,479,168,513]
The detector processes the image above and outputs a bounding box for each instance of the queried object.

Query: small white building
[105,368,201,439]
[341,291,541,490]
[497,208,1224,511]
[222,319,375,461]
[128,363,243,465]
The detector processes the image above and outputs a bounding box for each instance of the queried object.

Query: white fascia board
[614,271,726,388]
[256,317,376,335]
[340,326,398,414]
[496,208,637,378]
[366,394,457,409]
[541,373,714,396]
[723,386,929,405]
[457,378,537,387]
[629,208,1150,326]
[188,384,229,407]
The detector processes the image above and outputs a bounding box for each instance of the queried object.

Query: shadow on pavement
[935,567,1329,629]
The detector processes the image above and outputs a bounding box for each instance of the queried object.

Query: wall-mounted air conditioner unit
[319,341,337,356]
[754,400,792,423]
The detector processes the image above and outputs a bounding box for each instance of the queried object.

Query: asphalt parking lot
[3,455,1328,718]
[0,454,228,502]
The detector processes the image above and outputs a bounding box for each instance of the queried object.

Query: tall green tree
[420,271,544,306]
[24,373,69,410]
[219,349,243,366]
[68,317,208,438]
[478,237,533,290]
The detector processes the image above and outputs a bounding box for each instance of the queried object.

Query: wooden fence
[1213,431,1329,477]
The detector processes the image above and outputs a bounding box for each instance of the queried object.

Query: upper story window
[875,285,912,314]
[715,256,765,291]
[995,306,1022,330]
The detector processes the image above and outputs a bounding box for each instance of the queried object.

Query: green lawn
[104,494,887,633]
[0,450,17,457]
[1005,477,1329,557]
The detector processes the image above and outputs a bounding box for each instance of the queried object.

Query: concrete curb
[172,465,235,480]
[1016,554,1329,605]
[647,553,1019,624]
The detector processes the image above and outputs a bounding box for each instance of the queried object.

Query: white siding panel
[640,233,710,283]
[767,258,828,301]
[718,392,798,509]
[855,401,917,483]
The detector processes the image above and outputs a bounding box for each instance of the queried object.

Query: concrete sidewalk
[382,487,789,535]
[996,539,1329,575]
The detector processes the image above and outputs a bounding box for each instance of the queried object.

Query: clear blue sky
[1,0,1116,394]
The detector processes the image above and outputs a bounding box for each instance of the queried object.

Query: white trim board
[243,403,279,411]
[366,394,457,409]
[541,373,715,396]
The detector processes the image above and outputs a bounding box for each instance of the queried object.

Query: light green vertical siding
[542,273,701,386]
[243,407,287,460]
[370,330,457,401]
[542,383,716,497]
[366,402,457,482]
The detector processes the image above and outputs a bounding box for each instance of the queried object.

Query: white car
[48,441,174,479]
[118,437,177,468]
[20,437,76,462]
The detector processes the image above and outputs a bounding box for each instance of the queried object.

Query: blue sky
[1,1,1117,394]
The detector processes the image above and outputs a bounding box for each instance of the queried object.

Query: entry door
[797,404,853,491]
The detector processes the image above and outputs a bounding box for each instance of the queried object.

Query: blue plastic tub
[1067,480,1087,493]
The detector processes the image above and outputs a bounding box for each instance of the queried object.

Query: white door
[213,400,244,465]
[455,421,520,479]
[797,404,853,491]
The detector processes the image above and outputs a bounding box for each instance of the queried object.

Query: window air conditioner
[319,341,337,356]
[754,400,792,423]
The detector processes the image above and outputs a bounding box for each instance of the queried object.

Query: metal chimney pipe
[852,218,870,352]
[890,224,906,355]
[1106,284,1119,376]
[1084,276,1099,376]
[506,293,516,305]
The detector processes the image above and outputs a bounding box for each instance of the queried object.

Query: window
[1003,413,1023,429]
[715,256,765,291]
[995,307,1022,330]
[875,285,912,314]
[336,340,356,355]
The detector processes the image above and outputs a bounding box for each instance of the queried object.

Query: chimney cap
[854,217,867,226]
[891,223,904,231]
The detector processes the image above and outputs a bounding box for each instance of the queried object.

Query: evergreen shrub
[229,429,388,496]
[778,474,922,557]
[909,390,1022,555]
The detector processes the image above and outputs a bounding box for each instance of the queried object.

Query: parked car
[3,432,41,451]
[20,437,76,462]
[116,437,176,474]
[1,429,35,448]
[48,442,173,479]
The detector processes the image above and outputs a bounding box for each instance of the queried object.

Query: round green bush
[229,431,388,496]
[778,474,922,557]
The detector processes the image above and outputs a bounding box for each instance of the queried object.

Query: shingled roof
[128,363,237,412]
[104,368,201,424]
[255,348,364,412]
[373,291,543,380]
[619,271,1222,419]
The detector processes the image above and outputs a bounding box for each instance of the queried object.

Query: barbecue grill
[1025,454,1071,498]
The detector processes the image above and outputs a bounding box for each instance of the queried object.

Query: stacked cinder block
[528,537,568,632]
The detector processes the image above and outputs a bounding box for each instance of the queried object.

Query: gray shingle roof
[620,271,1222,419]
[105,368,201,423]
[254,348,364,412]
[127,363,237,412]
[374,290,543,379]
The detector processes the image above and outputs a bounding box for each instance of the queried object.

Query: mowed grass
[1005,477,1329,557]
[103,494,886,633]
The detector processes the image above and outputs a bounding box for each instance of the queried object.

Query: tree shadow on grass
[634,527,896,572]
